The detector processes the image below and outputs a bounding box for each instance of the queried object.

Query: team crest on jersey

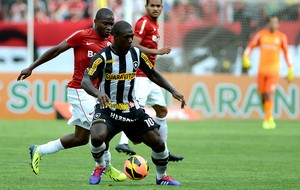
[274,38,280,44]
[133,61,138,70]
[94,113,101,119]
[152,35,159,42]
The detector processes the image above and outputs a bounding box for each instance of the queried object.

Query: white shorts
[134,77,166,107]
[67,88,97,130]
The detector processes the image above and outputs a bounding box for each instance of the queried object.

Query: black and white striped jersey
[86,46,154,111]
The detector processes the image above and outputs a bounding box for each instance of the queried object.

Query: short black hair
[111,21,132,37]
[146,0,162,5]
[95,8,113,20]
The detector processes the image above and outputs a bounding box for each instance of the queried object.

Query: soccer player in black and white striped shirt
[81,21,186,186]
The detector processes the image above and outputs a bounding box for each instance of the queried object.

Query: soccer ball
[124,155,149,180]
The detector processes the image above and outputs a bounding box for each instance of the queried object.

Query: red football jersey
[66,28,113,88]
[134,15,160,77]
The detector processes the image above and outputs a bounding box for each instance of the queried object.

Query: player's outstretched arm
[17,40,70,81]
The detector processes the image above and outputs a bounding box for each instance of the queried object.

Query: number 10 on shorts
[144,118,155,127]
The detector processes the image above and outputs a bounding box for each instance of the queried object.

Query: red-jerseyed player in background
[17,8,126,182]
[114,0,184,162]
[242,15,294,129]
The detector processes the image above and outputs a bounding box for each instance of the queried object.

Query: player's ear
[93,18,98,25]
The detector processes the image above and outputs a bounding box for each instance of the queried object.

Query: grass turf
[0,119,299,190]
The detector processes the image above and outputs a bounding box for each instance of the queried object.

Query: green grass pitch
[0,119,300,190]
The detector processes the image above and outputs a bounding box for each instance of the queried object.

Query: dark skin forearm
[17,41,70,81]
[29,42,68,70]
[81,72,101,98]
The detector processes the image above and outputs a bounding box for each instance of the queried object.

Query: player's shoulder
[257,28,268,35]
[131,46,142,55]
[107,35,114,43]
[276,30,287,38]
[137,15,149,22]
[67,28,93,39]
[136,15,150,26]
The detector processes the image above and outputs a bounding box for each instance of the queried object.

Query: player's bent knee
[90,133,106,147]
[153,105,168,118]
[151,138,165,153]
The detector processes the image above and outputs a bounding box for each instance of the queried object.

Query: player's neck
[111,44,118,54]
[111,44,126,55]
[268,28,276,33]
[93,28,104,39]
[147,15,158,22]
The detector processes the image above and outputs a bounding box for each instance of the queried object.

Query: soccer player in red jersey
[17,8,126,181]
[115,0,184,162]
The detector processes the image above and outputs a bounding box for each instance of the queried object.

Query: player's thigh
[265,74,279,94]
[67,88,96,130]
[146,82,166,107]
[257,74,267,94]
[135,77,152,106]
[141,128,165,152]
[91,106,121,142]
[124,109,159,143]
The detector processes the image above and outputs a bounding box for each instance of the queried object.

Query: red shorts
[257,73,279,94]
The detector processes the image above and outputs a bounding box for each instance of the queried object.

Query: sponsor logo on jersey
[87,50,97,57]
[106,59,118,64]
[105,72,135,80]
[86,42,94,45]
[88,57,103,75]
[110,112,137,122]
[141,53,153,69]
[107,102,129,110]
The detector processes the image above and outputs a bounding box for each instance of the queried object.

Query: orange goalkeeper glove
[242,55,251,69]
[287,67,294,82]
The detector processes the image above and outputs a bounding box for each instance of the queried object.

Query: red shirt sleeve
[134,19,148,39]
[243,31,262,57]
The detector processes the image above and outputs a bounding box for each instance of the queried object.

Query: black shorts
[92,104,159,143]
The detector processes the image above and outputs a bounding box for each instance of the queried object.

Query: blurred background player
[114,0,183,162]
[17,8,126,181]
[81,20,186,186]
[242,15,294,129]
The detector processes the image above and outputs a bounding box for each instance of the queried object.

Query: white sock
[156,117,168,142]
[36,139,64,156]
[119,132,129,144]
[90,142,106,167]
[102,150,111,168]
[152,147,169,179]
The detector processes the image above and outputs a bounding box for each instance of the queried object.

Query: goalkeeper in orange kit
[242,15,294,129]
